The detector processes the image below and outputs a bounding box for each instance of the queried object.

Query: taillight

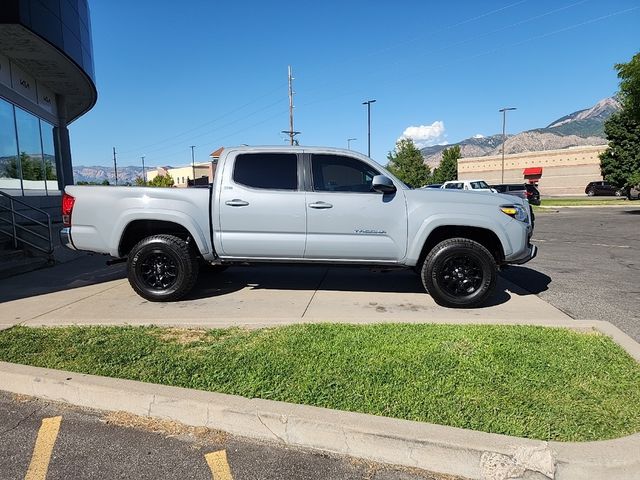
[62,192,75,227]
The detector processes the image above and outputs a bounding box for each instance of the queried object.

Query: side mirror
[372,175,396,194]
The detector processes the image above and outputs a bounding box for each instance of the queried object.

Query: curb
[1,320,639,480]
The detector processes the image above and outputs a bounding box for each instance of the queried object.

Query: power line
[298,4,635,111]
[118,83,286,155]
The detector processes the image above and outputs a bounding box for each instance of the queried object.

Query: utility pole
[281,65,300,145]
[499,107,516,184]
[362,99,376,157]
[347,138,357,150]
[190,145,196,186]
[112,147,118,186]
[141,155,146,185]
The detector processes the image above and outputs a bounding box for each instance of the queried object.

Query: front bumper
[508,243,537,265]
[59,227,77,250]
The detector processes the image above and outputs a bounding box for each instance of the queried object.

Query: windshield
[470,181,490,189]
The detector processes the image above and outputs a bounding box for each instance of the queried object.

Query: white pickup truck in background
[60,146,536,308]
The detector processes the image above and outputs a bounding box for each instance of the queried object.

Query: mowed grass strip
[1,324,639,442]
[539,198,630,206]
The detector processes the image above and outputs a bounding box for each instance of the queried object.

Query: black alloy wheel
[421,238,497,308]
[439,255,483,297]
[139,251,179,290]
[127,234,199,302]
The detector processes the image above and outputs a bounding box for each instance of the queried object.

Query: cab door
[218,151,307,258]
[303,153,407,261]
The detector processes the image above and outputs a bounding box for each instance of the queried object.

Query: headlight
[500,204,528,222]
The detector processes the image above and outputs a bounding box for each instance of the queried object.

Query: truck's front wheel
[127,234,199,302]
[421,238,497,308]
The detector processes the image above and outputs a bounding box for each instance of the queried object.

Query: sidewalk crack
[301,267,329,318]
[256,412,286,443]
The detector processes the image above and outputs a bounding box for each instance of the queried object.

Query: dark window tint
[311,154,379,192]
[233,153,298,190]
[445,183,463,189]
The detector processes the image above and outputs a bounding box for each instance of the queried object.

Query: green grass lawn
[539,198,630,206]
[1,324,639,442]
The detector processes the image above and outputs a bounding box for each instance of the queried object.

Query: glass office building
[0,0,96,202]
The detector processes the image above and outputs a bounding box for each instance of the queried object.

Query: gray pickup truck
[60,146,536,308]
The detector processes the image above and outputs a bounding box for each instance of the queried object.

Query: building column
[55,95,73,188]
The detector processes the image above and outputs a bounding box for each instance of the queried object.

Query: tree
[136,173,175,187]
[386,138,431,188]
[600,109,640,188]
[600,51,640,188]
[615,52,640,122]
[432,145,460,184]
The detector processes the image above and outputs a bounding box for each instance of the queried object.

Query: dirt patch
[103,410,227,447]
[348,456,462,480]
[155,328,209,345]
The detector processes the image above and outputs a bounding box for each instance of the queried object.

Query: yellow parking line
[205,450,234,480]
[25,416,62,480]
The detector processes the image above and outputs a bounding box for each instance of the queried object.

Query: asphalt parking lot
[0,392,454,480]
[502,205,640,341]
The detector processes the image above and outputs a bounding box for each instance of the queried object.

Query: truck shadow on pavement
[499,266,552,295]
[0,255,127,304]
[1,261,548,310]
[185,265,539,308]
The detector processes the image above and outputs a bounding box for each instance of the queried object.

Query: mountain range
[421,96,620,169]
[73,165,146,185]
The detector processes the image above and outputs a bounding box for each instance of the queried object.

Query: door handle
[309,201,333,209]
[225,199,249,207]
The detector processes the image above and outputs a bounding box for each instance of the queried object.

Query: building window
[0,99,20,193]
[15,107,47,193]
[0,97,58,196]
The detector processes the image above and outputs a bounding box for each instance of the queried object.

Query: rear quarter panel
[66,186,212,258]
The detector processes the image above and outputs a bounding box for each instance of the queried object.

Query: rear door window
[233,153,298,190]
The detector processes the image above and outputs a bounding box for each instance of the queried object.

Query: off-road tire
[421,237,497,308]
[127,234,199,302]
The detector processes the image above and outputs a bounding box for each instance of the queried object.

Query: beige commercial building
[146,163,213,187]
[457,145,607,196]
[145,148,224,187]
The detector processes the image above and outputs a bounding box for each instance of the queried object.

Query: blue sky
[70,0,640,168]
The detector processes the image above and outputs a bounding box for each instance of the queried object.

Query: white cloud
[472,134,485,139]
[398,121,446,148]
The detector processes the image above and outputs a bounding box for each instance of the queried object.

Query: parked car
[441,180,496,193]
[585,181,623,197]
[491,184,540,206]
[60,146,536,308]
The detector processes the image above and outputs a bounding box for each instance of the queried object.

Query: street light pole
[347,138,356,150]
[499,107,516,184]
[141,155,146,186]
[190,145,196,186]
[362,99,376,157]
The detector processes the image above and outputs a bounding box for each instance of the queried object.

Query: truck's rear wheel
[421,238,497,308]
[127,234,199,302]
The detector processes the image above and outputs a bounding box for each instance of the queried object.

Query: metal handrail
[0,191,54,255]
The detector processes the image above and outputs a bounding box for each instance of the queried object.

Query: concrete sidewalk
[0,255,571,329]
